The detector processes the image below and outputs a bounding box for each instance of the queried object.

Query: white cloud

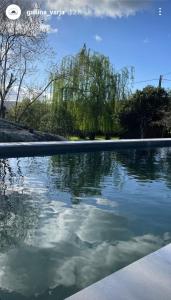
[0,166,169,298]
[0,196,170,297]
[94,34,103,42]
[96,197,117,206]
[40,23,58,33]
[43,0,152,18]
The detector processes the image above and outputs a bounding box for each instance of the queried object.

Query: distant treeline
[8,45,171,139]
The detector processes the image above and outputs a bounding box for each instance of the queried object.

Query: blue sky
[37,0,171,90]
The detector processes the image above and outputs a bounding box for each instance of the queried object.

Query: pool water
[0,148,171,299]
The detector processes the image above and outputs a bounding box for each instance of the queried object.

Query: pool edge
[1,138,171,158]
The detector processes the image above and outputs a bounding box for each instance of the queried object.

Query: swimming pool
[0,147,171,299]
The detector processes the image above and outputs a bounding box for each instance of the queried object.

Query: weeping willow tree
[52,44,134,138]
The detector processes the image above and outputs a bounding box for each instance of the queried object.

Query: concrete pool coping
[66,243,171,300]
[1,138,171,158]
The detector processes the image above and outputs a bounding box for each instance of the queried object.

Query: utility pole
[158,75,163,88]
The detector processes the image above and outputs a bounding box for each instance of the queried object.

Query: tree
[8,98,51,130]
[0,0,46,118]
[120,86,170,138]
[52,45,133,138]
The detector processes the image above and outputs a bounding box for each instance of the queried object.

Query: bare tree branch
[17,72,72,122]
[0,0,47,118]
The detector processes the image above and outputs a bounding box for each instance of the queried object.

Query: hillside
[0,118,66,142]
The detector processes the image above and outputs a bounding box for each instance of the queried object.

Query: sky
[34,0,171,91]
[6,0,171,101]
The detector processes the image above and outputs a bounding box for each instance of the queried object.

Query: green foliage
[8,98,51,131]
[8,46,171,140]
[120,86,170,138]
[51,44,133,138]
[51,101,75,136]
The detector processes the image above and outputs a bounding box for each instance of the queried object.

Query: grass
[69,136,82,141]
[68,136,119,141]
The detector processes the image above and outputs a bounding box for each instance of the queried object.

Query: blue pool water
[0,148,171,299]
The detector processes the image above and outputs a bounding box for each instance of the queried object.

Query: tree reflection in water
[0,159,39,251]
[49,151,127,203]
[114,147,171,185]
[49,148,171,201]
[0,149,171,300]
